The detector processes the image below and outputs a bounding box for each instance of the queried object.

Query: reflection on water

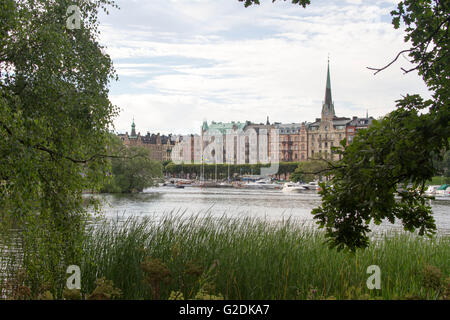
[87,187,450,235]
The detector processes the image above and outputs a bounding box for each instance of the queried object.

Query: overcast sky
[97,0,430,136]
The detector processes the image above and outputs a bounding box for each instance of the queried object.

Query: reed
[80,213,449,300]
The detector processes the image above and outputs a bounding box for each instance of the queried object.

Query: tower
[321,59,336,121]
[131,118,136,137]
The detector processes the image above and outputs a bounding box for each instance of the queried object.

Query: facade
[118,120,176,162]
[274,122,308,162]
[306,61,374,161]
[201,120,247,164]
[346,115,374,144]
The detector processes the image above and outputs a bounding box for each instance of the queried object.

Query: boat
[218,182,234,188]
[434,184,450,197]
[302,181,320,191]
[424,185,440,196]
[282,182,307,193]
[242,179,281,190]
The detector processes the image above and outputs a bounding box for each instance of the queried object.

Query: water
[89,187,450,235]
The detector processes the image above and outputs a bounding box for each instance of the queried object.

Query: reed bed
[81,214,450,300]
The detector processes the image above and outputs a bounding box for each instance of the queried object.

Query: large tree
[0,0,118,296]
[242,0,449,250]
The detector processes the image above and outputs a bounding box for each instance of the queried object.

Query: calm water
[89,187,450,235]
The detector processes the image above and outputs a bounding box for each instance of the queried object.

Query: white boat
[435,184,450,197]
[424,185,440,196]
[243,179,281,190]
[282,182,307,193]
[302,181,320,191]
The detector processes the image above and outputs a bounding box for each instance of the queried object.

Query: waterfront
[90,187,450,236]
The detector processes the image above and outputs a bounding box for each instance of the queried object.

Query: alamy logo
[66,5,81,30]
[66,265,81,290]
[171,127,280,176]
[366,265,381,290]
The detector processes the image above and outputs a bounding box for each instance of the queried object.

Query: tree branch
[0,119,140,164]
[367,16,449,75]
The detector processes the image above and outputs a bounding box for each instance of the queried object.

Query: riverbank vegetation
[2,215,448,300]
[100,136,163,193]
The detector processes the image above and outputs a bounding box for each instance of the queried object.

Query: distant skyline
[98,0,430,135]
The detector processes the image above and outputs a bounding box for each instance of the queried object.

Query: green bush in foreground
[79,215,449,300]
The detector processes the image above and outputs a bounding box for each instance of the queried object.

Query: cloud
[99,0,430,135]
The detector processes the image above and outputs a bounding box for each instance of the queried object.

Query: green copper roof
[203,121,246,134]
[322,59,335,118]
[325,60,332,106]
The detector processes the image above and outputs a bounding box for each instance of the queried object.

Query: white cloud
[99,0,430,135]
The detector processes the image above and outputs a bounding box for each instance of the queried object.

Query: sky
[97,0,430,136]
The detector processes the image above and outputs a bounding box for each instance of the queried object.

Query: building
[243,118,275,164]
[118,120,176,162]
[118,61,374,165]
[274,122,308,162]
[346,114,374,144]
[307,61,352,161]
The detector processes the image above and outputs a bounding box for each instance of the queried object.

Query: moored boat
[282,182,307,193]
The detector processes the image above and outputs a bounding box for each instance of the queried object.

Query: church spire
[322,58,335,120]
[131,117,136,137]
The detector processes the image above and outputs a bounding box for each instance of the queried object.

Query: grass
[80,214,450,300]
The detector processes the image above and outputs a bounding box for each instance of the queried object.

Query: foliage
[290,160,329,183]
[79,215,449,300]
[63,288,82,300]
[0,0,118,298]
[100,136,163,193]
[239,0,310,8]
[141,257,171,299]
[313,102,444,251]
[87,277,122,300]
[432,149,450,181]
[164,161,300,180]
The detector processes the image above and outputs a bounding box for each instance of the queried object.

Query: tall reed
[81,213,449,300]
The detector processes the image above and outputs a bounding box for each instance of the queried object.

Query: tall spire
[131,117,136,136]
[322,57,335,120]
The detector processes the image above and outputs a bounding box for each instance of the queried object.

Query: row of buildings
[118,61,374,163]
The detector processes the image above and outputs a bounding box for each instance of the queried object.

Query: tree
[242,0,449,251]
[0,0,118,297]
[101,137,163,193]
[432,149,450,183]
[290,160,328,183]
